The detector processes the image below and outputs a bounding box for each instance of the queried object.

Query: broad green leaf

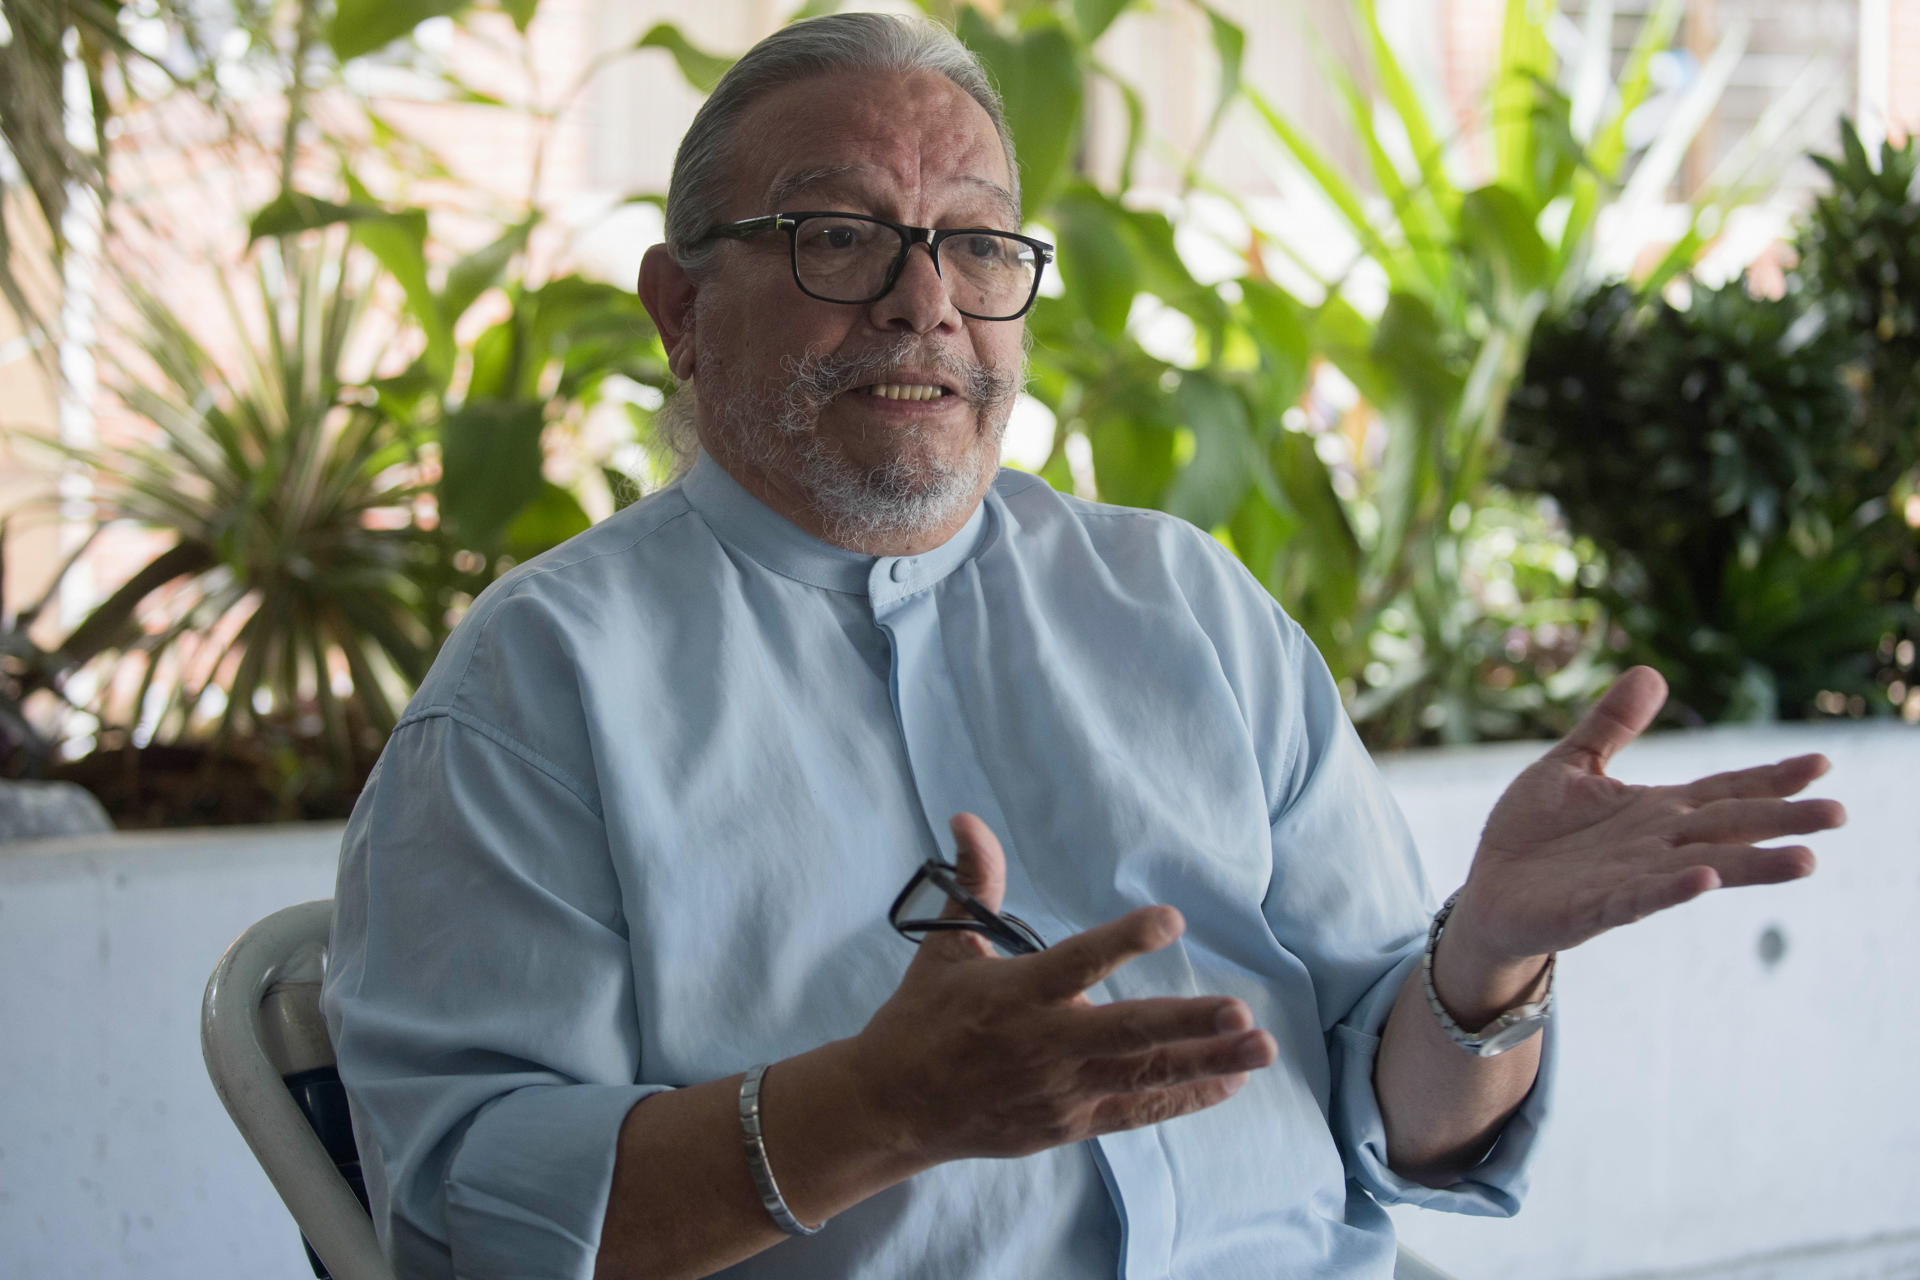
[466,317,520,403]
[1264,428,1360,662]
[505,480,593,558]
[1459,183,1552,301]
[1073,0,1130,43]
[1493,0,1557,205]
[957,11,1083,218]
[441,218,537,329]
[1087,415,1178,509]
[1053,187,1135,339]
[348,203,454,385]
[1239,280,1310,412]
[1226,483,1298,595]
[502,0,538,33]
[439,399,546,549]
[247,192,394,242]
[1164,372,1255,529]
[1370,290,1460,431]
[327,0,472,62]
[1190,3,1245,178]
[603,465,645,513]
[1114,201,1228,339]
[1038,448,1076,495]
[633,23,735,94]
[1310,294,1395,410]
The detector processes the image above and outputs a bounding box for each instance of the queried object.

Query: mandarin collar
[679,449,994,597]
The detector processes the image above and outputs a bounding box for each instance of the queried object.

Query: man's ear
[639,244,699,381]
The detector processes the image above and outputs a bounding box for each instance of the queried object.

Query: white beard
[697,334,1020,550]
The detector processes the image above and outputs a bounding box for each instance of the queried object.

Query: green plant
[34,235,441,771]
[1505,277,1911,723]
[1797,121,1920,471]
[1225,0,1815,743]
[248,194,672,569]
[1505,118,1920,725]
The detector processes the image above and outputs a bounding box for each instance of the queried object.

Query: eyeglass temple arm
[899,917,1043,956]
[701,215,792,242]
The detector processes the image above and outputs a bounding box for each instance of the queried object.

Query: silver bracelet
[739,1063,823,1237]
[1422,889,1555,1058]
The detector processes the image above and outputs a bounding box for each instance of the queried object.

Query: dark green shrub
[1504,279,1903,723]
[1503,118,1920,727]
[1797,123,1920,452]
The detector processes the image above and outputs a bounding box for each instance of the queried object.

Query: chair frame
[202,899,394,1280]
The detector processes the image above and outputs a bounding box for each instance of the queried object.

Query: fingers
[1684,753,1832,803]
[948,812,1007,914]
[1085,1072,1251,1137]
[1671,796,1847,845]
[1678,843,1818,888]
[1591,842,1817,934]
[1548,665,1668,771]
[1021,905,1186,1001]
[1596,866,1720,931]
[1076,1027,1277,1095]
[1061,996,1253,1056]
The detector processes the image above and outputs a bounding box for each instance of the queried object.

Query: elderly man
[322,13,1844,1280]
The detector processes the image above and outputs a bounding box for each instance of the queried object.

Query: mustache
[778,338,1019,410]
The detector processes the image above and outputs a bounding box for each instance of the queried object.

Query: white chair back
[202,899,394,1280]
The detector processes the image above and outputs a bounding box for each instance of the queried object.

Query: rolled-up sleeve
[1329,955,1555,1216]
[1258,608,1552,1217]
[323,710,666,1279]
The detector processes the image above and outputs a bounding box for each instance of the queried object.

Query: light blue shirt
[323,452,1549,1279]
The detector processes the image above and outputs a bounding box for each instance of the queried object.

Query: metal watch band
[1422,889,1555,1058]
[739,1063,823,1237]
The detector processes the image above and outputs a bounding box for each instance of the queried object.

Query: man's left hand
[1445,665,1847,985]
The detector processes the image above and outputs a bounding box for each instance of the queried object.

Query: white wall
[0,826,344,1278]
[2,724,1916,1279]
[1375,724,1920,1279]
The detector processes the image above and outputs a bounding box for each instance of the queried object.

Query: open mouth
[854,382,956,402]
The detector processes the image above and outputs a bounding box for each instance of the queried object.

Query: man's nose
[869,243,961,334]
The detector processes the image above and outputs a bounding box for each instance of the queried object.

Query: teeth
[865,383,947,401]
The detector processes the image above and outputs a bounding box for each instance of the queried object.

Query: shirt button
[890,559,911,582]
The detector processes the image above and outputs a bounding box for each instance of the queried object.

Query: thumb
[1549,664,1667,773]
[949,812,1008,915]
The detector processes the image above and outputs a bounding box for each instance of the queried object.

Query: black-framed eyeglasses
[888,859,1047,956]
[696,211,1055,321]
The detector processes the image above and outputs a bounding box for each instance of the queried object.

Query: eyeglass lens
[793,216,1039,318]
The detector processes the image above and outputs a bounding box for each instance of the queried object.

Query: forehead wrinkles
[737,72,1010,217]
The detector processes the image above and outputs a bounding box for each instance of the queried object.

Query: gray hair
[662,13,1020,276]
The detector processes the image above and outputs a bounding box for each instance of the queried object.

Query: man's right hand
[848,812,1277,1165]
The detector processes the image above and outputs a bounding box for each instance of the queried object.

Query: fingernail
[1215,1003,1252,1033]
[1235,1033,1270,1068]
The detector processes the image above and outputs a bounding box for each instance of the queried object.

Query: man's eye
[806,222,870,252]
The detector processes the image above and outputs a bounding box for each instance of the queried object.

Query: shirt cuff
[1328,949,1556,1217]
[444,1082,673,1279]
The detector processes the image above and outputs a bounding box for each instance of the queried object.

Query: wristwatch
[1422,889,1554,1058]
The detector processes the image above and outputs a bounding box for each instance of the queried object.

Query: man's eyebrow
[764,165,1021,226]
[765,165,864,211]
